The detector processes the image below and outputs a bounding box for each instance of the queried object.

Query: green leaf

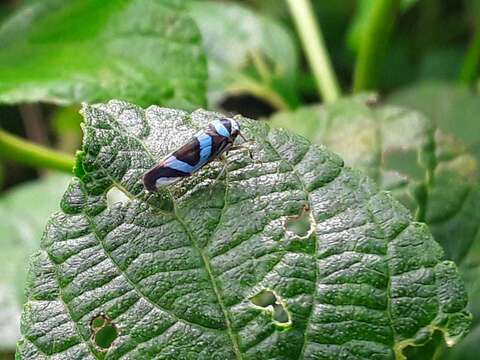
[271,86,480,359]
[188,1,299,110]
[418,49,464,82]
[388,82,480,161]
[466,0,480,17]
[0,174,70,351]
[269,96,480,264]
[0,0,207,110]
[269,95,480,358]
[388,84,480,266]
[439,262,480,360]
[17,100,470,359]
[439,231,480,360]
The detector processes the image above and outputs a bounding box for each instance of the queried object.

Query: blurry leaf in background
[375,38,417,90]
[0,174,70,352]
[16,100,470,359]
[245,0,290,20]
[188,1,299,110]
[466,0,480,18]
[51,106,83,153]
[0,2,11,24]
[418,48,465,82]
[0,0,207,110]
[389,82,480,161]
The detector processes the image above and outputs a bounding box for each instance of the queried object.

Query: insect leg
[214,153,228,182]
[209,154,229,194]
[230,143,253,160]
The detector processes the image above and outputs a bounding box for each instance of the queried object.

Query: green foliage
[188,1,299,110]
[16,101,470,359]
[269,91,480,359]
[0,175,70,351]
[270,95,480,264]
[388,83,480,360]
[442,261,480,360]
[389,83,480,161]
[0,0,476,358]
[0,0,207,110]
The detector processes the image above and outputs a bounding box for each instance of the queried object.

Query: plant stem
[0,128,74,173]
[459,24,480,84]
[353,0,401,92]
[229,75,292,111]
[250,51,272,84]
[286,0,340,103]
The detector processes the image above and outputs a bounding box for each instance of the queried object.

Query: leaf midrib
[90,111,244,358]
[174,209,243,359]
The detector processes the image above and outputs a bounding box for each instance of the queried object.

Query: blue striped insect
[143,118,244,192]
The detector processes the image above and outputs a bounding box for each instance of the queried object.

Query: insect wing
[171,136,201,167]
[207,134,231,162]
[143,159,190,192]
[190,132,213,171]
[143,134,212,191]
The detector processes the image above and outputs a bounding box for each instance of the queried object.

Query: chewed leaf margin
[17,101,472,360]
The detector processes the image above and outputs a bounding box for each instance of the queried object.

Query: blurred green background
[0,0,479,359]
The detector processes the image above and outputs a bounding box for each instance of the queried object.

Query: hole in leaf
[251,289,276,307]
[250,289,291,328]
[106,186,130,207]
[285,204,313,237]
[90,314,118,351]
[91,316,105,329]
[402,330,444,359]
[273,303,290,324]
[95,323,118,349]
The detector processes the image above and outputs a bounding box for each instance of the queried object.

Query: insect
[143,118,245,192]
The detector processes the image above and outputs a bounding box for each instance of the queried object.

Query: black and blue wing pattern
[143,118,241,192]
